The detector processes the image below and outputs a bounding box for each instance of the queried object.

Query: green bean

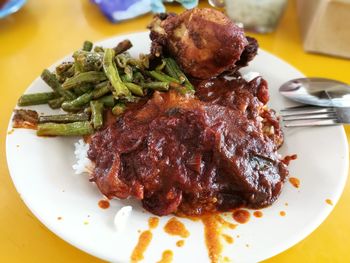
[90,100,104,130]
[62,71,107,90]
[18,92,59,106]
[41,69,76,100]
[116,53,131,68]
[112,103,126,116]
[98,95,115,107]
[125,82,144,96]
[113,39,132,54]
[155,59,166,71]
[55,62,74,82]
[48,97,65,109]
[92,83,111,99]
[148,70,180,84]
[39,113,90,124]
[103,48,133,101]
[142,82,169,91]
[61,92,93,112]
[133,71,145,83]
[163,58,185,83]
[37,121,94,136]
[164,58,194,93]
[94,46,104,53]
[82,40,93,52]
[73,83,93,96]
[124,65,133,81]
[73,51,102,72]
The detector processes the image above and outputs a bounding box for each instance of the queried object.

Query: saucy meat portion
[88,77,288,216]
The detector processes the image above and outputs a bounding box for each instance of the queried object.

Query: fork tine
[282,112,337,121]
[284,119,339,127]
[280,106,335,117]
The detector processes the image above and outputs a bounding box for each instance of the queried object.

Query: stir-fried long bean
[61,92,93,112]
[90,100,104,129]
[62,71,107,90]
[41,69,76,100]
[37,121,94,136]
[39,113,90,123]
[18,92,59,106]
[15,39,196,137]
[103,48,133,101]
[82,40,93,52]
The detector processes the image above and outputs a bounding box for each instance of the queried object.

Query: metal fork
[280,105,350,127]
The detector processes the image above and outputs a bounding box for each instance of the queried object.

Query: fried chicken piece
[149,8,250,79]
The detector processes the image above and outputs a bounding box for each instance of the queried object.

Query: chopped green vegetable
[41,69,76,100]
[62,71,107,90]
[90,100,104,129]
[48,97,65,109]
[82,40,93,52]
[142,82,169,91]
[112,103,126,116]
[39,113,90,123]
[61,92,93,111]
[37,121,94,136]
[125,82,144,96]
[98,95,115,107]
[18,92,59,106]
[103,48,133,101]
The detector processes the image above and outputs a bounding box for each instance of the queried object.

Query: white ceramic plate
[6,32,349,263]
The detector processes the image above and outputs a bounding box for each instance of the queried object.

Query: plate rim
[5,31,350,263]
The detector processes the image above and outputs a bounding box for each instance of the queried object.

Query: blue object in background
[91,0,198,23]
[0,0,27,19]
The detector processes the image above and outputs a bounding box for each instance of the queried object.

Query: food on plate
[148,8,258,79]
[13,8,291,217]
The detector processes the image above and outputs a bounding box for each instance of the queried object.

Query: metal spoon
[208,0,226,8]
[279,77,350,107]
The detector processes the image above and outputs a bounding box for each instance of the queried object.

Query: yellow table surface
[1,0,350,262]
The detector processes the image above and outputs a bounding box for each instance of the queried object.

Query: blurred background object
[296,0,350,59]
[0,0,26,18]
[213,0,288,33]
[91,0,198,22]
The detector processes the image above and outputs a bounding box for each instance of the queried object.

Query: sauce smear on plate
[98,199,110,209]
[131,230,153,262]
[164,217,190,238]
[232,209,250,224]
[156,250,173,263]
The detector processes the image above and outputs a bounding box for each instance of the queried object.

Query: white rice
[72,139,133,232]
[114,206,133,232]
[72,139,94,175]
[242,71,261,82]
